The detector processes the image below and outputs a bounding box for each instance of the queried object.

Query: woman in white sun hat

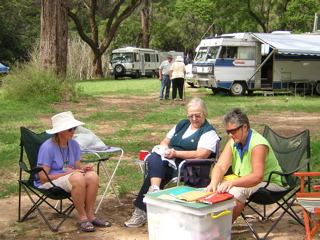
[35,111,111,232]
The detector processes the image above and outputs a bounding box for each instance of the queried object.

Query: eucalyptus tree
[68,0,142,78]
[40,0,68,77]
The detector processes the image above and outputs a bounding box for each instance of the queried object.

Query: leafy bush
[2,63,76,104]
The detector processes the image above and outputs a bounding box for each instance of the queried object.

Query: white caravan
[109,47,183,79]
[192,32,320,96]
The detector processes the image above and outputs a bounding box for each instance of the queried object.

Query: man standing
[158,54,173,100]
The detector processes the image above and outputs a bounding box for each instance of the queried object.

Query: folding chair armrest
[19,161,44,175]
[294,171,320,178]
[80,157,109,163]
[266,158,311,186]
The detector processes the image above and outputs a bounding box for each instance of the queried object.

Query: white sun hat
[175,55,184,62]
[46,111,85,134]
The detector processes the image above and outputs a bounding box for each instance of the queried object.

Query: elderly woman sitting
[124,97,220,228]
[34,111,111,232]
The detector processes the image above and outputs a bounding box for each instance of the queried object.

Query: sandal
[77,219,95,232]
[91,218,112,227]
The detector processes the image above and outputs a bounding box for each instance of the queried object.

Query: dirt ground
[1,86,320,240]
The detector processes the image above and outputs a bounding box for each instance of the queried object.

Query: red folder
[196,192,234,205]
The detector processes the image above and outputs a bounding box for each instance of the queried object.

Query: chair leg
[241,212,263,240]
[94,156,123,214]
[18,184,75,232]
[242,197,304,240]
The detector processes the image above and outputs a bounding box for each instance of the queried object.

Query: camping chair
[294,172,320,240]
[143,138,221,188]
[73,126,124,214]
[176,139,221,187]
[18,127,75,232]
[241,126,311,240]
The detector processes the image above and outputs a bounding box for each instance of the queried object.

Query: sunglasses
[68,127,78,132]
[187,114,202,119]
[226,125,243,135]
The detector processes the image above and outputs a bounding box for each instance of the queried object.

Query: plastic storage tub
[144,186,235,240]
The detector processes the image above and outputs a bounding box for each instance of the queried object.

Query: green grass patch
[1,77,320,199]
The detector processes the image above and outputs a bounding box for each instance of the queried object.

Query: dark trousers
[134,152,181,212]
[172,78,184,99]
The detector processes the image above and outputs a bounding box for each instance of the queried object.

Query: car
[0,63,9,73]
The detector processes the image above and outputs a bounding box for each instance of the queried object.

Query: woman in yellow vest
[205,108,285,223]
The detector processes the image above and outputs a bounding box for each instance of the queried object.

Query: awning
[251,33,320,56]
[0,63,9,73]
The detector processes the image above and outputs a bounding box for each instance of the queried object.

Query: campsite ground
[1,86,320,239]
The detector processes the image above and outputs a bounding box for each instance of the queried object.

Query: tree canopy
[1,0,319,76]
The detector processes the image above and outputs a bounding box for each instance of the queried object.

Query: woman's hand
[216,180,234,193]
[80,163,94,172]
[204,183,217,192]
[164,148,176,159]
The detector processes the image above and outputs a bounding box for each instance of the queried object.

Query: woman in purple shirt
[36,111,111,232]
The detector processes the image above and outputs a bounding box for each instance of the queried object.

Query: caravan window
[134,53,139,62]
[111,52,134,63]
[238,47,255,59]
[145,54,151,62]
[195,47,208,61]
[207,46,219,59]
[219,47,238,59]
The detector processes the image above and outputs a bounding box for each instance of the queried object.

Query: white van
[109,47,183,79]
[192,32,320,96]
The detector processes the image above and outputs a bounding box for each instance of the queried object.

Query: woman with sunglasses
[34,111,111,232]
[205,108,285,223]
[125,97,220,228]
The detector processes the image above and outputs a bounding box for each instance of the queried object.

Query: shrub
[2,63,76,104]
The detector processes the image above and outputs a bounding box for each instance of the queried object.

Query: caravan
[192,32,320,96]
[109,47,183,79]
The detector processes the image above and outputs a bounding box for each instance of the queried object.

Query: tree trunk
[141,0,150,48]
[92,52,103,79]
[39,0,68,78]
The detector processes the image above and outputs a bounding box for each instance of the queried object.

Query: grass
[1,77,320,198]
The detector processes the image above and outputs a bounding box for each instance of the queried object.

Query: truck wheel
[151,71,156,78]
[115,64,125,74]
[230,82,246,96]
[314,82,320,95]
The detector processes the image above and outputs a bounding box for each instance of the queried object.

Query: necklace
[55,135,70,169]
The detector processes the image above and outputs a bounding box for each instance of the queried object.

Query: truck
[191,32,320,96]
[109,47,183,79]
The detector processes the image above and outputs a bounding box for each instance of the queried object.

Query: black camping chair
[18,127,75,232]
[241,126,311,240]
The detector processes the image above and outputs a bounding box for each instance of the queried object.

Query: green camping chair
[241,126,311,240]
[18,127,75,232]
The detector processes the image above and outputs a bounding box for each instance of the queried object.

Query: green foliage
[0,0,41,63]
[2,63,77,104]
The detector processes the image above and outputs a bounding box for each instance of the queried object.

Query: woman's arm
[166,147,211,159]
[205,139,233,192]
[215,144,267,193]
[38,164,73,184]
